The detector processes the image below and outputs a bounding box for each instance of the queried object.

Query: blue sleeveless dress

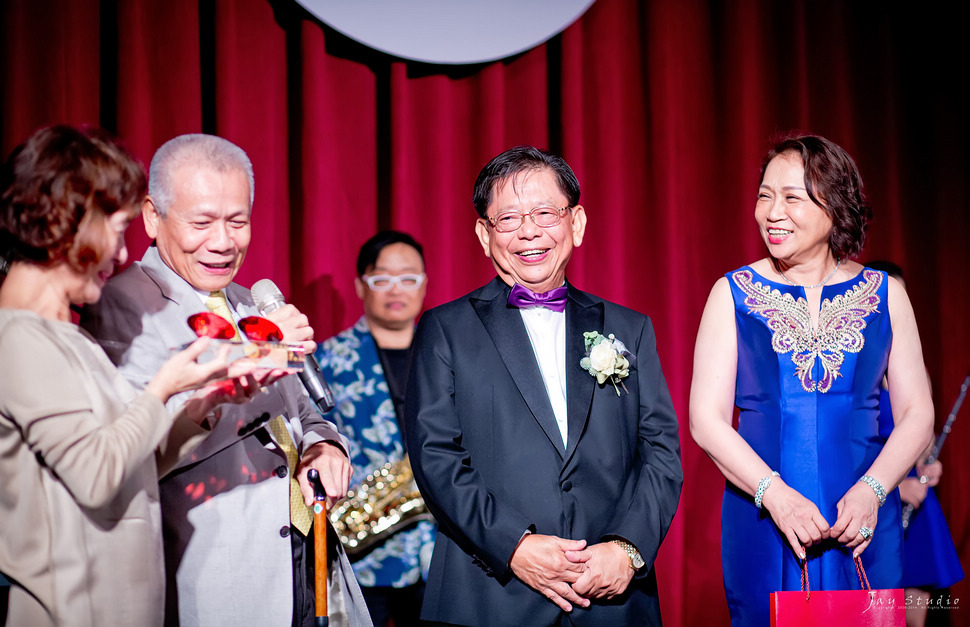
[721,266,902,626]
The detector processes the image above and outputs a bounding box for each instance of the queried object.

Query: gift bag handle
[799,556,870,600]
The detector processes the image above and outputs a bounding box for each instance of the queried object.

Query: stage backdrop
[2,1,968,624]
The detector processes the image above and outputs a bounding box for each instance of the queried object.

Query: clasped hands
[761,477,881,560]
[509,533,635,612]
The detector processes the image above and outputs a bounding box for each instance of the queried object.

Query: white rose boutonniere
[580,331,634,395]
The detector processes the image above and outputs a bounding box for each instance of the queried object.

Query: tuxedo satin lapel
[472,279,566,457]
[563,287,602,465]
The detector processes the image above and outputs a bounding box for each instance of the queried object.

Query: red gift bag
[770,556,904,626]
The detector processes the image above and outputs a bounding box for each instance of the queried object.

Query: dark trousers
[0,580,8,625]
[361,580,426,627]
[292,525,316,627]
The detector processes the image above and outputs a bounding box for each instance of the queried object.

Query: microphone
[251,279,336,413]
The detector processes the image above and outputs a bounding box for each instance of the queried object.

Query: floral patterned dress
[316,316,436,588]
[721,267,902,626]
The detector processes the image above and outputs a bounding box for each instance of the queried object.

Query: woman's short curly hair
[760,134,872,261]
[0,125,146,272]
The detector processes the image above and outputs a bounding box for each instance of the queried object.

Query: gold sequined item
[329,453,433,556]
[732,269,882,393]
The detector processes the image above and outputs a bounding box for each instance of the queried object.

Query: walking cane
[307,469,328,627]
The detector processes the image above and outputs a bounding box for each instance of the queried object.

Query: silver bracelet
[754,471,780,509]
[858,475,887,507]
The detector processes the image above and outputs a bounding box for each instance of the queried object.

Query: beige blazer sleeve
[0,316,172,508]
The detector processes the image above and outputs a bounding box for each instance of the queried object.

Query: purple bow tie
[508,283,568,312]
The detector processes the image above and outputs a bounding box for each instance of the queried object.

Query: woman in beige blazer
[0,126,269,627]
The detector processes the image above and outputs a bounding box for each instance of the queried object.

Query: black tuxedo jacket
[405,278,682,626]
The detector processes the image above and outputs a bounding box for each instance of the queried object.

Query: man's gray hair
[148,134,255,217]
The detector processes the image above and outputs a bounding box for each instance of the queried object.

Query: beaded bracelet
[858,474,887,507]
[754,471,780,509]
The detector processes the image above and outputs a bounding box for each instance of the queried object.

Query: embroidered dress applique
[732,269,882,393]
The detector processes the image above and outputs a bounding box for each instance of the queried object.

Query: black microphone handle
[299,352,336,414]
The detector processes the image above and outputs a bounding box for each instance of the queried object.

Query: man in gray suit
[82,134,371,627]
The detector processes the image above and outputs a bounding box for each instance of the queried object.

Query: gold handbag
[329,453,434,556]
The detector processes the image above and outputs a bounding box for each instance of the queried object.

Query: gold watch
[610,538,645,571]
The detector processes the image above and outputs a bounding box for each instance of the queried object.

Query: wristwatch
[610,538,645,571]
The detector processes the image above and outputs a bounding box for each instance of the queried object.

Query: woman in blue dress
[690,135,935,626]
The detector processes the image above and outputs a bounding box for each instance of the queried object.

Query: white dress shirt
[518,306,568,447]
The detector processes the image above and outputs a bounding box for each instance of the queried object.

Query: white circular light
[294,0,597,65]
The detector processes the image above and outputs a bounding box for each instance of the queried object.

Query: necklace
[778,259,841,289]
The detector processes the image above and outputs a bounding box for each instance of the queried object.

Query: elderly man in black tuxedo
[405,146,683,626]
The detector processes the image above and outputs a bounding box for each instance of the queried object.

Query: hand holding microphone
[251,279,336,413]
[250,283,316,354]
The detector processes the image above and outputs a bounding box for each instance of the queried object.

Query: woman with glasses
[315,230,436,627]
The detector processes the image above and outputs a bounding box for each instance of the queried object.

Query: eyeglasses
[361,273,426,292]
[484,206,572,233]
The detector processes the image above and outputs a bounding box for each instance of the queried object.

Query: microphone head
[251,279,286,315]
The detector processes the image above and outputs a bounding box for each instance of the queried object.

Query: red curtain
[3,1,968,623]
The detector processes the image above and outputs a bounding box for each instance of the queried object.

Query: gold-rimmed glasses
[484,206,572,233]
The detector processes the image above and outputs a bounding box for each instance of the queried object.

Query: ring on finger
[859,526,873,541]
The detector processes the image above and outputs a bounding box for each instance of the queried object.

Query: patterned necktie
[206,291,313,534]
[267,415,314,535]
[508,283,568,312]
[204,290,240,340]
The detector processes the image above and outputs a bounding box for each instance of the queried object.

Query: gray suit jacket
[81,246,371,627]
